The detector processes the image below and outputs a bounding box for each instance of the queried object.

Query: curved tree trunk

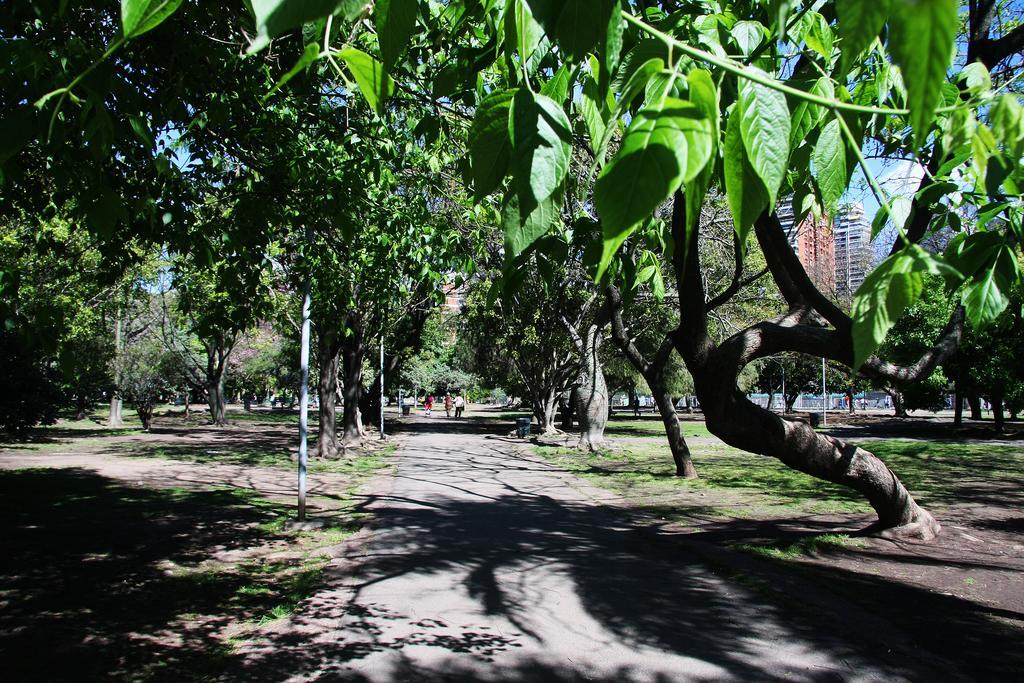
[672,194,940,540]
[573,323,609,451]
[316,331,341,459]
[692,369,940,540]
[652,387,697,478]
[606,285,697,475]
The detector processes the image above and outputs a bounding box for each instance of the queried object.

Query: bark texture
[340,332,366,443]
[606,285,697,477]
[569,322,609,451]
[669,193,950,539]
[316,330,341,459]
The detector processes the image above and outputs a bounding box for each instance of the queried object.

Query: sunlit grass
[536,437,1024,519]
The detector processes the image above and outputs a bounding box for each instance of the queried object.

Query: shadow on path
[234,437,1004,682]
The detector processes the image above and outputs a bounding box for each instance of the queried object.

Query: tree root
[858,513,941,542]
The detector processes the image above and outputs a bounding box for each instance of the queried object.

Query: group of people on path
[423,392,465,418]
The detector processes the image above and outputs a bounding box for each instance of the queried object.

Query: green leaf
[598,0,624,93]
[737,69,791,207]
[509,90,572,212]
[264,42,322,100]
[651,266,666,301]
[502,189,560,257]
[506,0,545,66]
[248,0,344,52]
[789,77,834,149]
[962,260,1009,328]
[684,69,719,245]
[592,56,663,165]
[889,0,958,148]
[836,0,889,73]
[469,89,516,200]
[374,0,418,69]
[851,245,958,367]
[594,98,712,278]
[723,111,769,248]
[731,20,764,56]
[338,48,394,115]
[121,0,183,38]
[525,0,616,61]
[540,63,572,103]
[801,11,833,59]
[580,72,607,153]
[812,119,846,217]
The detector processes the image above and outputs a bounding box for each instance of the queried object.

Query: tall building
[778,200,836,293]
[833,203,873,299]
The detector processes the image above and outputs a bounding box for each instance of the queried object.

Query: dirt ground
[1,406,1022,680]
[535,412,1024,648]
[0,410,396,680]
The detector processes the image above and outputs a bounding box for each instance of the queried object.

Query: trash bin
[809,412,821,428]
[516,416,532,438]
[401,405,411,416]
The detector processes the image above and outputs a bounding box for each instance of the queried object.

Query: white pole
[821,357,827,427]
[379,335,385,439]
[297,257,312,521]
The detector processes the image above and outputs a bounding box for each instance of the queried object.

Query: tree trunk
[138,404,154,431]
[846,387,855,414]
[573,324,609,451]
[891,390,907,418]
[992,394,1005,432]
[652,386,697,478]
[204,335,232,426]
[183,391,191,418]
[953,381,963,425]
[559,389,576,431]
[968,392,982,420]
[316,332,341,459]
[207,373,227,426]
[693,371,939,540]
[765,390,775,412]
[534,388,560,435]
[340,340,365,444]
[672,193,938,540]
[784,393,797,414]
[108,310,124,428]
[74,393,88,421]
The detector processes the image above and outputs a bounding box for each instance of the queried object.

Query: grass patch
[119,442,396,477]
[0,466,373,678]
[732,533,866,560]
[603,418,712,439]
[536,437,1024,522]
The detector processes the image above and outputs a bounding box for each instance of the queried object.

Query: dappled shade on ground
[0,468,344,680]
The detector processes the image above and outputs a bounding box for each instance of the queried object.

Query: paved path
[238,429,954,682]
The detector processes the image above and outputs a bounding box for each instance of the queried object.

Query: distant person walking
[454,393,465,418]
[425,394,434,417]
[444,393,454,418]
